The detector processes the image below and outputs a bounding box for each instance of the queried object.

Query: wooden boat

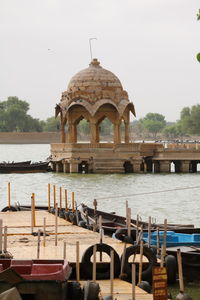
[0,161,51,173]
[0,259,71,281]
[0,160,31,166]
[143,231,200,247]
[166,246,200,282]
[0,259,71,300]
[80,204,200,237]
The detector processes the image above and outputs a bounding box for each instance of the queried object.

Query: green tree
[139,113,166,138]
[42,116,60,132]
[0,96,42,132]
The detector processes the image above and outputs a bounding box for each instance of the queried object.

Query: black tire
[123,244,157,281]
[79,220,87,228]
[81,243,121,279]
[64,211,71,221]
[69,212,77,225]
[137,281,151,293]
[67,281,83,300]
[83,281,100,300]
[1,206,18,212]
[114,228,136,243]
[165,255,177,284]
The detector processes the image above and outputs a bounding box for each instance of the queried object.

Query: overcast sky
[0,0,199,122]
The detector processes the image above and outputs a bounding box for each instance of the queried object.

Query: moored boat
[143,231,200,247]
[0,161,51,173]
[80,204,200,237]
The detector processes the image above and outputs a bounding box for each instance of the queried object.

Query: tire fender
[81,243,121,279]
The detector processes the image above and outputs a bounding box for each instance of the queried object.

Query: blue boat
[142,231,200,247]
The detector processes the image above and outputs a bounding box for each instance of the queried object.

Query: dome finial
[89,37,97,60]
[89,58,101,67]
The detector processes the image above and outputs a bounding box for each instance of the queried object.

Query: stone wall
[0,132,60,144]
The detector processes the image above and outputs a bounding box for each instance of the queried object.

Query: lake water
[0,144,200,299]
[0,144,200,227]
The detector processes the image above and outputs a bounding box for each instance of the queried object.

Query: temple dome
[61,58,129,105]
[68,58,123,94]
[57,58,135,118]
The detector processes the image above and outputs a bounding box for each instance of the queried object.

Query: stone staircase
[93,158,125,173]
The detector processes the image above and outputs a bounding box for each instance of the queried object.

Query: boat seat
[31,264,63,275]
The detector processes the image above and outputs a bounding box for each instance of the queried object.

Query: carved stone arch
[91,99,119,116]
[67,100,93,116]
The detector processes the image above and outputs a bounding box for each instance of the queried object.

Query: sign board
[152,266,168,300]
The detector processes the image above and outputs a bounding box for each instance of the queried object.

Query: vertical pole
[120,242,127,276]
[37,229,41,259]
[132,263,136,300]
[0,220,2,253]
[99,215,103,261]
[110,250,114,298]
[147,216,151,248]
[136,215,139,241]
[63,241,66,259]
[43,217,46,247]
[125,200,128,227]
[60,187,62,210]
[31,193,36,227]
[160,245,164,268]
[65,189,68,212]
[53,185,56,209]
[177,249,184,293]
[92,244,97,282]
[163,219,167,257]
[48,183,51,211]
[76,241,80,281]
[72,192,75,213]
[3,226,7,253]
[127,207,131,237]
[8,182,11,208]
[55,203,58,246]
[156,227,160,257]
[138,239,144,285]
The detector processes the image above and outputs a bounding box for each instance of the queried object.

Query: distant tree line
[1,96,200,139]
[0,97,59,132]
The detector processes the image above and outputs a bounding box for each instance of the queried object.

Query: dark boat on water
[80,204,200,236]
[0,161,51,173]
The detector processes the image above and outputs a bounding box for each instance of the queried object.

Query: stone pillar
[132,161,142,173]
[124,122,129,143]
[159,160,170,173]
[63,162,69,173]
[181,160,190,173]
[114,123,120,144]
[154,161,160,173]
[56,163,60,173]
[69,161,79,173]
[61,122,65,143]
[68,123,77,143]
[91,122,99,143]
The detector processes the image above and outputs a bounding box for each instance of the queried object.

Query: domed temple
[50,59,180,174]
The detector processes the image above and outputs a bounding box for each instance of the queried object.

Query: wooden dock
[0,210,159,300]
[81,279,154,300]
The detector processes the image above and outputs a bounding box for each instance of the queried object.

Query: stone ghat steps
[93,159,124,173]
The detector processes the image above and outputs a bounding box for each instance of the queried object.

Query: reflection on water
[0,144,200,227]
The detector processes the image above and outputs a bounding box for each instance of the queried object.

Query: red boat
[0,259,71,281]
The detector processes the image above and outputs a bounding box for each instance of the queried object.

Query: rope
[95,185,200,200]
